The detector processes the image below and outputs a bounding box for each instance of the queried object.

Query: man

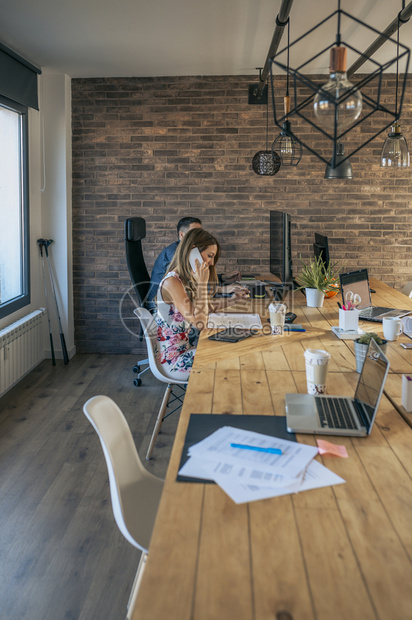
[147,217,202,304]
[147,216,241,304]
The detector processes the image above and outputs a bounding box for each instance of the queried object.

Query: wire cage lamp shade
[269,4,410,170]
[272,119,302,167]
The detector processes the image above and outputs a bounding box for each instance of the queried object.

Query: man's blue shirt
[147,240,179,303]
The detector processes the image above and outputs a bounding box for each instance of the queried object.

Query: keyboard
[359,306,391,318]
[315,397,358,430]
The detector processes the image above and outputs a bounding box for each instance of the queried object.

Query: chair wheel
[134,378,142,387]
[133,365,140,373]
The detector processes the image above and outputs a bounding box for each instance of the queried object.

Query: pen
[230,443,282,455]
[285,327,306,332]
[337,302,342,310]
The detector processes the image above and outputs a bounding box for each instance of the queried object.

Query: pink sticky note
[316,439,348,458]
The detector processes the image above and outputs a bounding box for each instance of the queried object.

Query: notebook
[340,269,410,322]
[285,339,390,436]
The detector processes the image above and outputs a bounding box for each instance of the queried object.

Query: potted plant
[354,332,387,373]
[296,255,342,308]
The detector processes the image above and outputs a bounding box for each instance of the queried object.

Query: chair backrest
[125,217,151,308]
[133,307,189,384]
[402,281,412,299]
[83,395,163,553]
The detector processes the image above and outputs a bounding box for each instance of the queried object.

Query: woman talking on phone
[155,228,246,374]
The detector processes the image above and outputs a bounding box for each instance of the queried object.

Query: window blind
[0,42,41,110]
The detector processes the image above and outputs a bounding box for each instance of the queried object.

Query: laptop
[340,269,410,322]
[285,339,390,436]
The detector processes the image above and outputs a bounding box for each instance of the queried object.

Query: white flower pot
[305,288,325,308]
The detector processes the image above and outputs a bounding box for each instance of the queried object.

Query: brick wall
[72,75,412,354]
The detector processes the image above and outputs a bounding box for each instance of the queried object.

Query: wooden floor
[0,354,177,620]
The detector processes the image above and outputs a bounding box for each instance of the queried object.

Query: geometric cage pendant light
[269,0,411,169]
[380,2,410,168]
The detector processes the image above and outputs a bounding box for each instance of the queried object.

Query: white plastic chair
[83,395,164,618]
[133,307,189,460]
[402,281,412,298]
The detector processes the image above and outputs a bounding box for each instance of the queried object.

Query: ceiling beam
[254,0,295,98]
[347,1,412,77]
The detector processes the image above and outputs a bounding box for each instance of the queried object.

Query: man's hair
[177,216,202,235]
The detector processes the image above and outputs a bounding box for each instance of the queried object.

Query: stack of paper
[178,426,345,504]
[207,313,263,330]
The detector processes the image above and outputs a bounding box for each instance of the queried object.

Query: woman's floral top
[155,271,196,374]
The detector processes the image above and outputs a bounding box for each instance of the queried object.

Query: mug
[382,316,402,341]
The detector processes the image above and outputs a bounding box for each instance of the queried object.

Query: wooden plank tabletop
[131,277,412,620]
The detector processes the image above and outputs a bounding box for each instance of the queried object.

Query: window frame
[0,95,30,319]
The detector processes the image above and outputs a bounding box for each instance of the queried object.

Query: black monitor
[313,233,330,269]
[270,211,293,284]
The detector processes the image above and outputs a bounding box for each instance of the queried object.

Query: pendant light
[269,1,410,169]
[324,142,353,179]
[252,90,281,176]
[380,2,410,168]
[271,19,302,167]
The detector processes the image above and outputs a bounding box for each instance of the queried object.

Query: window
[0,96,30,319]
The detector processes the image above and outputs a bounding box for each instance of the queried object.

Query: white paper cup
[269,303,286,335]
[339,308,359,332]
[304,349,331,395]
[383,316,402,341]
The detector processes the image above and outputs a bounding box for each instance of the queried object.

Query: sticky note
[316,439,348,458]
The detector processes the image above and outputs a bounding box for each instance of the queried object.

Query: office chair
[125,216,152,386]
[83,395,164,618]
[402,281,412,298]
[133,307,189,460]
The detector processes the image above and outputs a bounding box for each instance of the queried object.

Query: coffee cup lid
[304,349,331,364]
[269,302,286,311]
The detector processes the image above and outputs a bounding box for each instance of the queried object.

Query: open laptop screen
[340,269,372,310]
[354,340,389,429]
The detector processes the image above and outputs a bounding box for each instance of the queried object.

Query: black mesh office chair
[125,217,153,386]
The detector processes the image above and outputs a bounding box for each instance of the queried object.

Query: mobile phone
[189,247,204,273]
[285,312,297,323]
[208,328,252,343]
[400,343,412,349]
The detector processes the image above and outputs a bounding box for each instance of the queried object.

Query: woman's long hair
[167,228,221,302]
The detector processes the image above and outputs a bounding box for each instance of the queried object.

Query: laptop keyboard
[359,306,390,318]
[315,397,358,430]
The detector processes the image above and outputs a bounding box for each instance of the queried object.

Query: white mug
[382,316,403,341]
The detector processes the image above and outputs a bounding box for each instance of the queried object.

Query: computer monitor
[313,233,330,269]
[270,211,293,284]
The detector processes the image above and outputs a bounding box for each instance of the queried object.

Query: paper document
[402,315,412,339]
[188,426,317,477]
[179,426,345,504]
[214,460,345,504]
[207,313,263,330]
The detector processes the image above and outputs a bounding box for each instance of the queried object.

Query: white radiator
[0,309,46,397]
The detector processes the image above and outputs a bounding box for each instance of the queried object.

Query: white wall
[0,71,75,360]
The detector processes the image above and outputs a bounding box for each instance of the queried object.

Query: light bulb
[314,46,362,130]
[380,122,410,168]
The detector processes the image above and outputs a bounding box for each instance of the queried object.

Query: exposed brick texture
[72,75,412,354]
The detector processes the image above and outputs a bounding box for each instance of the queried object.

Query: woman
[155,228,246,374]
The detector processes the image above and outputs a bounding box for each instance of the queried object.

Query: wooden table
[131,278,412,620]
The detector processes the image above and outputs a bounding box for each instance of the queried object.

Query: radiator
[0,309,46,397]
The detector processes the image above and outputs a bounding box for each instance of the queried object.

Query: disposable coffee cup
[383,316,402,341]
[269,302,286,335]
[304,349,331,395]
